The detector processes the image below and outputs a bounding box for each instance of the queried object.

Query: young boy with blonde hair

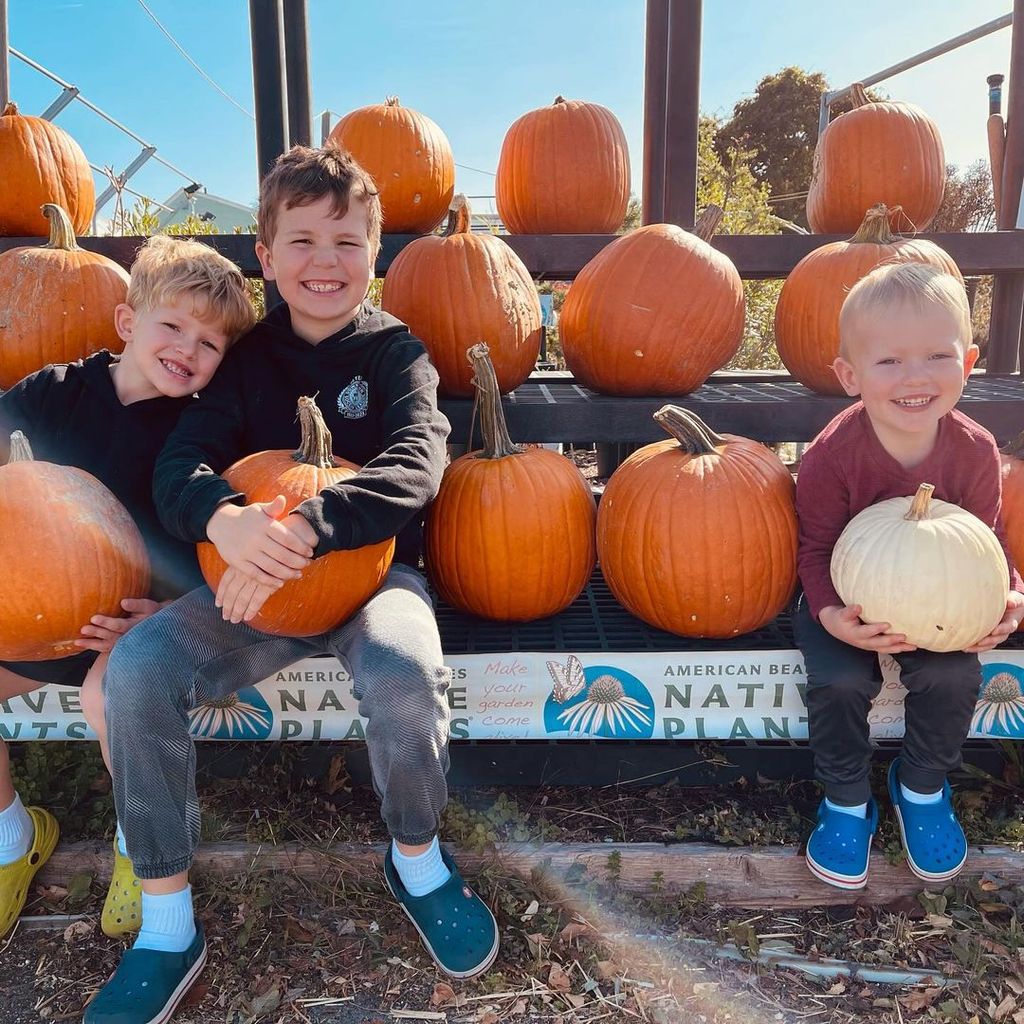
[796,261,1024,890]
[0,235,254,935]
[85,145,498,1024]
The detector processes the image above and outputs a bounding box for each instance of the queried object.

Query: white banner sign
[2,649,1023,743]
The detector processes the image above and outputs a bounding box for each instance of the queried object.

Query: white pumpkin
[830,483,1007,653]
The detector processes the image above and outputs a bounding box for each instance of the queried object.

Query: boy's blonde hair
[839,262,972,359]
[128,235,256,343]
[257,144,382,259]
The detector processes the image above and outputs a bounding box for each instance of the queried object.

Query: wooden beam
[662,0,701,229]
[642,0,669,225]
[34,840,1024,909]
[249,0,288,180]
[282,0,312,148]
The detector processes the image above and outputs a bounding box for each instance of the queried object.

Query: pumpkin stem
[385,96,400,107]
[8,431,34,463]
[467,343,524,459]
[443,195,472,237]
[692,205,724,243]
[554,95,566,104]
[2,102,18,117]
[654,405,725,455]
[1001,430,1024,459]
[42,204,80,251]
[905,483,936,521]
[850,83,870,108]
[291,397,336,469]
[850,203,901,244]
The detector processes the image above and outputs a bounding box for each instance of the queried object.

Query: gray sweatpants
[103,564,452,879]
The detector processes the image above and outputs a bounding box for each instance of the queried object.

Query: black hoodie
[0,351,204,600]
[153,302,450,567]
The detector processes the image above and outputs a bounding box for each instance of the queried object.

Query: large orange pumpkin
[327,97,454,234]
[598,407,797,638]
[197,397,395,636]
[1000,432,1024,587]
[0,103,96,236]
[775,204,962,395]
[495,95,630,234]
[807,84,945,234]
[381,195,541,397]
[0,431,150,660]
[426,344,596,621]
[560,206,744,396]
[0,204,129,389]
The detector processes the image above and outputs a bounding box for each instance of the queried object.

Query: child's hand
[818,604,918,654]
[965,590,1024,653]
[207,496,315,585]
[74,597,169,653]
[215,565,280,624]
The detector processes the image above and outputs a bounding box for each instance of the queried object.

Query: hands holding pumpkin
[818,604,918,654]
[74,598,169,653]
[964,590,1024,654]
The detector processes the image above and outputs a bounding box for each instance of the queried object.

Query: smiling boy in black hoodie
[86,147,499,1024]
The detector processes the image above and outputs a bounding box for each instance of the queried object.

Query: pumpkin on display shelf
[327,97,454,234]
[426,343,596,621]
[597,406,798,638]
[495,95,630,234]
[381,195,541,397]
[774,203,962,396]
[197,397,394,637]
[830,483,1007,653]
[560,206,744,396]
[0,102,96,236]
[1001,432,1024,584]
[807,84,945,234]
[0,431,150,661]
[0,203,130,389]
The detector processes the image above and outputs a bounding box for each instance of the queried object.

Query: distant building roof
[158,188,257,233]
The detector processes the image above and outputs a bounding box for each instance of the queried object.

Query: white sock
[134,886,196,953]
[391,836,451,897]
[115,822,128,858]
[900,782,942,805]
[0,794,33,864]
[825,798,868,819]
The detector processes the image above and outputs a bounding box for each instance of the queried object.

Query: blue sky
[6,1,1015,226]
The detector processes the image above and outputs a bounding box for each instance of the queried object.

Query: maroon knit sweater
[796,403,1022,620]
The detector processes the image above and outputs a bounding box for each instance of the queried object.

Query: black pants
[793,596,982,805]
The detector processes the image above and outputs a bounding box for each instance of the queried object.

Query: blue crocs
[384,842,499,979]
[888,759,968,882]
[805,798,878,890]
[84,926,206,1024]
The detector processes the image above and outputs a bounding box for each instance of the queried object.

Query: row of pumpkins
[4,342,1023,664]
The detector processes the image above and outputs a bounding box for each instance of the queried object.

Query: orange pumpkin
[1000,432,1024,589]
[0,431,150,660]
[0,103,96,236]
[495,95,630,234]
[197,397,395,636]
[807,84,945,233]
[598,407,797,638]
[775,204,962,395]
[0,204,129,389]
[327,97,454,233]
[426,344,596,621]
[381,195,541,397]
[560,206,744,396]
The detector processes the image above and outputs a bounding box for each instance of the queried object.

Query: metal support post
[40,85,80,121]
[93,146,157,216]
[319,109,332,145]
[0,0,9,109]
[249,0,289,180]
[662,0,701,229]
[283,0,311,147]
[642,0,669,225]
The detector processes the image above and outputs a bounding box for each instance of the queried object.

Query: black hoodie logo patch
[337,376,369,419]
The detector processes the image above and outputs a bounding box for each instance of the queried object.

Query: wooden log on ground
[36,841,1024,909]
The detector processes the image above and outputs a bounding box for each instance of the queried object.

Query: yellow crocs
[0,806,60,936]
[101,839,142,938]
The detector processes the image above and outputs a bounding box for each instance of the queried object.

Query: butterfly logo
[546,655,587,704]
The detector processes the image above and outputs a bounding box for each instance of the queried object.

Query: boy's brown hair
[128,235,256,344]
[257,145,382,259]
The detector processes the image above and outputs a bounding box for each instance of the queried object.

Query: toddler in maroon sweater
[795,262,1023,891]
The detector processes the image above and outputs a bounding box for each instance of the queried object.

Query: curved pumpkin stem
[692,205,724,243]
[8,430,34,463]
[385,96,400,107]
[443,195,472,237]
[1001,430,1024,459]
[850,204,901,244]
[2,102,18,118]
[849,84,870,109]
[654,405,725,456]
[42,204,80,251]
[467,343,523,460]
[291,397,336,469]
[554,95,566,105]
[905,483,935,521]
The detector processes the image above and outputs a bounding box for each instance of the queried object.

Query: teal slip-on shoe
[84,926,206,1024]
[888,758,968,882]
[384,842,499,979]
[805,797,879,890]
